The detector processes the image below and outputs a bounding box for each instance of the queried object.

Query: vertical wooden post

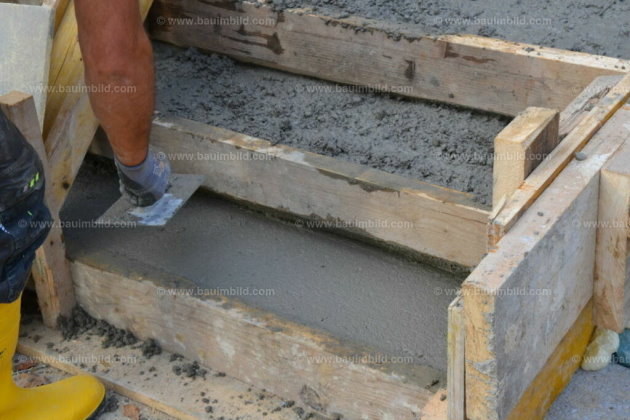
[493,107,560,209]
[447,296,465,420]
[0,92,76,326]
[595,140,630,332]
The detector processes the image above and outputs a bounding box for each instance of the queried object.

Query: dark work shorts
[0,109,52,304]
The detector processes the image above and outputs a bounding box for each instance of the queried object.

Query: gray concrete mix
[154,42,508,207]
[269,0,630,59]
[546,364,630,420]
[61,157,464,372]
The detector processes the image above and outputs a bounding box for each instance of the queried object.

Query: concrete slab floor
[545,364,630,420]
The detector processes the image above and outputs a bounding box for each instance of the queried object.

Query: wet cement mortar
[154,42,508,207]
[268,0,630,59]
[61,156,464,372]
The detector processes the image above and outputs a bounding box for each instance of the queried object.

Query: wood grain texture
[447,296,465,420]
[70,260,443,420]
[492,107,559,208]
[148,0,628,117]
[0,92,75,326]
[505,301,594,420]
[489,73,630,247]
[463,107,630,420]
[594,141,630,332]
[113,115,490,267]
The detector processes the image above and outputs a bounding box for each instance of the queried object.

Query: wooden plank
[43,0,154,210]
[18,319,311,420]
[505,301,594,420]
[69,259,443,420]
[149,0,628,117]
[42,0,70,31]
[492,107,559,208]
[92,115,490,267]
[0,2,54,129]
[0,92,76,326]
[463,107,630,420]
[594,140,630,332]
[447,296,465,420]
[489,73,630,247]
[43,0,82,138]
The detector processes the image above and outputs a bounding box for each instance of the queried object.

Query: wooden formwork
[4,1,630,419]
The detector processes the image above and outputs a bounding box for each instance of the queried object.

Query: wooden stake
[493,107,559,209]
[595,140,630,332]
[447,296,465,420]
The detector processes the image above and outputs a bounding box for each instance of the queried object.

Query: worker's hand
[114,147,171,207]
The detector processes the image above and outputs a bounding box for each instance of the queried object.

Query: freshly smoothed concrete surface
[61,157,463,372]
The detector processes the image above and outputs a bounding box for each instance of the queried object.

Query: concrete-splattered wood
[492,107,559,208]
[505,301,594,420]
[149,0,628,117]
[18,320,305,420]
[43,0,154,211]
[447,296,465,420]
[489,73,630,247]
[92,115,489,268]
[0,92,75,327]
[595,140,630,332]
[69,259,444,420]
[463,107,630,420]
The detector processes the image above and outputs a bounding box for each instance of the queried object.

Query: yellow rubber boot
[0,296,105,420]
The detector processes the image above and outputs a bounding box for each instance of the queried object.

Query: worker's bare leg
[75,1,170,206]
[75,0,153,167]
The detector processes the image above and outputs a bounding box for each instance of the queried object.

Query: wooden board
[0,2,54,129]
[0,92,75,326]
[89,115,490,268]
[18,320,308,420]
[492,107,559,208]
[489,73,630,247]
[447,296,465,420]
[149,0,628,117]
[505,301,594,420]
[69,259,444,420]
[594,140,630,332]
[463,107,630,420]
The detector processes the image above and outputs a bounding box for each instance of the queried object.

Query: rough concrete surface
[61,156,463,372]
[154,42,508,206]
[269,0,630,59]
[545,364,630,420]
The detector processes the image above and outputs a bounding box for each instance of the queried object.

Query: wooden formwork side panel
[463,107,630,420]
[148,0,628,117]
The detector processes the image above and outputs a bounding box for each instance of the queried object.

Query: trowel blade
[96,174,205,227]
